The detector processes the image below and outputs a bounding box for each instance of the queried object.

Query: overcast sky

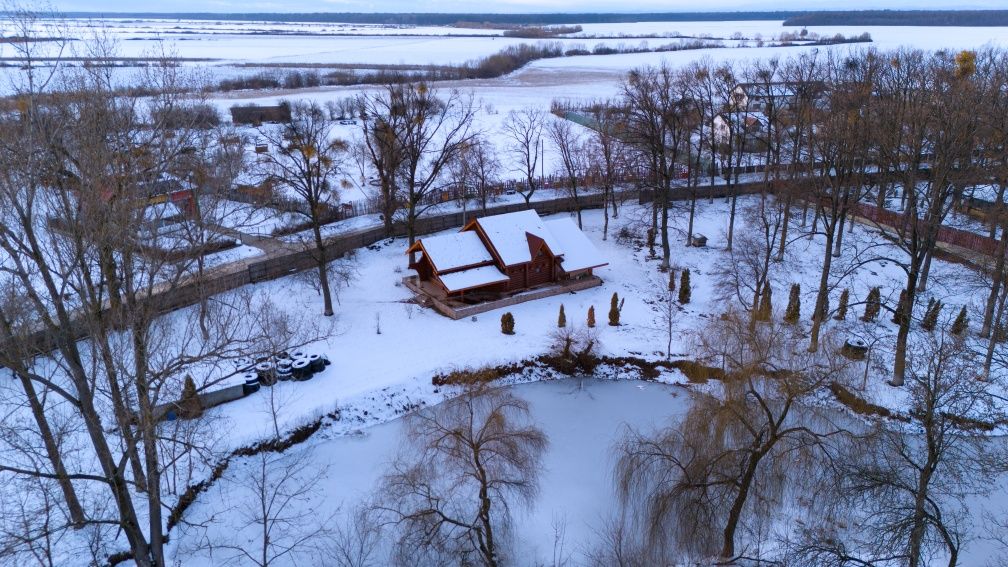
[50,0,1008,14]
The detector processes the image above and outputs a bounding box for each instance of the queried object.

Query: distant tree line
[785,9,1008,27]
[58,11,804,25]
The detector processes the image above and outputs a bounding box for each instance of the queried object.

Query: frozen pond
[178,372,1008,566]
[313,378,689,556]
[179,378,692,565]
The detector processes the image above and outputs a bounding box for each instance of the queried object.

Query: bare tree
[210,447,333,567]
[975,50,1008,339]
[324,505,385,567]
[356,97,406,237]
[872,49,982,385]
[717,198,790,321]
[256,100,351,316]
[793,333,1008,567]
[681,61,715,244]
[548,117,588,228]
[804,50,878,352]
[450,134,500,216]
[377,384,548,567]
[0,31,328,566]
[502,107,546,207]
[358,82,478,246]
[774,51,822,261]
[585,100,627,240]
[713,62,752,251]
[622,63,692,269]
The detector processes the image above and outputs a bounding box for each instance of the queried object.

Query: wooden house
[407,210,607,299]
[229,103,292,126]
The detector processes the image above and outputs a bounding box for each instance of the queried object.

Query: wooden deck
[403,275,603,320]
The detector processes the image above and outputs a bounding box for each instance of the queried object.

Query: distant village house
[729,81,827,114]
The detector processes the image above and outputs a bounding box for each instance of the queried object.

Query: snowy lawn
[200,195,1003,447]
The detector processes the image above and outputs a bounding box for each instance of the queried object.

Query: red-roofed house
[406,210,607,299]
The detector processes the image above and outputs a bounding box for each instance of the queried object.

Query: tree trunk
[381,180,396,237]
[15,371,86,528]
[18,224,153,565]
[686,189,696,247]
[660,182,671,270]
[891,272,918,386]
[602,185,610,241]
[775,192,791,261]
[981,225,1007,338]
[832,212,846,258]
[473,452,498,567]
[727,185,738,252]
[572,181,582,229]
[96,333,149,490]
[809,228,836,352]
[984,279,1008,378]
[917,248,934,293]
[720,447,766,560]
[313,223,334,317]
[907,459,937,567]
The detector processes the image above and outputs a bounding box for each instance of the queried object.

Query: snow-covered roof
[438,265,510,293]
[420,230,493,271]
[476,210,563,266]
[545,218,608,273]
[143,201,184,222]
[967,184,1001,204]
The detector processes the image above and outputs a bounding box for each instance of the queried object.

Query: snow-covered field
[8,17,1008,98]
[7,16,1008,566]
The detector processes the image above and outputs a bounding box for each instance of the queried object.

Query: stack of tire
[235,357,261,395]
[252,351,330,387]
[276,357,294,382]
[255,359,276,386]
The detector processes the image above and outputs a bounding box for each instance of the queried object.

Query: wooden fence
[18,177,1006,355]
[853,201,1001,257]
[17,189,634,354]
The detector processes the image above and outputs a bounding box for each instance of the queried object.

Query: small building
[730,81,827,114]
[229,103,292,126]
[712,112,770,150]
[406,210,607,299]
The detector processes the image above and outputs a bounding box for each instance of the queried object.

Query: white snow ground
[160,195,1007,565]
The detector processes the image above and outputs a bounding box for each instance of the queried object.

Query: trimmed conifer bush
[862,287,881,322]
[558,304,566,328]
[784,284,801,324]
[921,298,942,332]
[951,306,968,336]
[587,306,596,328]
[835,289,849,320]
[678,269,691,304]
[501,312,515,335]
[178,375,203,419]
[609,292,623,326]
